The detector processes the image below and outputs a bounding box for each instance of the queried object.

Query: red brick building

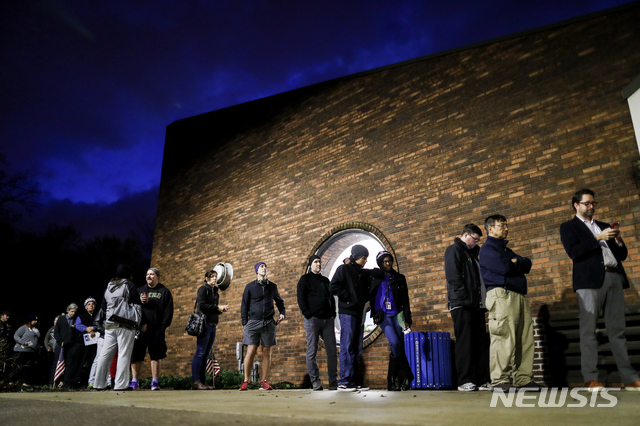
[153,4,640,388]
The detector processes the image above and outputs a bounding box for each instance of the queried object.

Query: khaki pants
[485,288,534,386]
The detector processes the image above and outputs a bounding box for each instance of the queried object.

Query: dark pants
[51,344,83,386]
[451,307,490,386]
[191,323,216,383]
[11,351,36,385]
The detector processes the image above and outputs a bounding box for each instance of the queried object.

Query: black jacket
[330,263,369,316]
[241,280,286,326]
[297,272,335,319]
[137,283,174,330]
[367,268,412,326]
[54,314,81,347]
[444,238,483,310]
[197,284,222,326]
[560,216,629,291]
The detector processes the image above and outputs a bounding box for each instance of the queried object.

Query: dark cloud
[0,0,633,214]
[17,186,159,240]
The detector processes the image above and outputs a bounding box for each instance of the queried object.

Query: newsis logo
[490,387,620,408]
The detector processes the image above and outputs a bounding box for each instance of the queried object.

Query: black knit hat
[116,264,132,279]
[350,244,369,261]
[308,254,321,270]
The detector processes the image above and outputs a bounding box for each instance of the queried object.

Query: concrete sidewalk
[1,388,639,426]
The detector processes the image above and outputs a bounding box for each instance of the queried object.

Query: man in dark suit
[560,188,640,391]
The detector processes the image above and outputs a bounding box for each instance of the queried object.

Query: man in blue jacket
[560,188,640,391]
[479,215,539,391]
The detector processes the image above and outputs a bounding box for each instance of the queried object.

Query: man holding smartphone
[560,188,640,391]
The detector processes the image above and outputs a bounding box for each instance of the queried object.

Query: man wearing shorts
[130,267,174,391]
[239,262,286,391]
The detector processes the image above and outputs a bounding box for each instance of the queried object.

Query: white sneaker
[337,384,356,392]
[478,382,492,391]
[458,382,478,392]
[356,385,370,391]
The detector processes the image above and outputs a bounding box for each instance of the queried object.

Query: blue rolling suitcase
[404,331,453,389]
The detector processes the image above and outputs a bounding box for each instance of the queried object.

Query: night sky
[1,0,634,238]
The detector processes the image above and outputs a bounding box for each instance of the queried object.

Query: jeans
[303,317,338,388]
[380,314,404,358]
[191,323,217,383]
[338,313,363,386]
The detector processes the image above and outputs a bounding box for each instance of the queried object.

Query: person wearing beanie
[330,244,370,391]
[369,251,414,391]
[130,267,174,391]
[93,264,143,391]
[239,262,286,391]
[297,255,337,391]
[11,314,40,386]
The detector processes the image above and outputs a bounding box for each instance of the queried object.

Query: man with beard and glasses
[560,188,640,391]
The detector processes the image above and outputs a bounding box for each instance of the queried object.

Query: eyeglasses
[578,201,598,207]
[471,236,480,243]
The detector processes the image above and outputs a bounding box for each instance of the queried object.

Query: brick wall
[152,5,640,387]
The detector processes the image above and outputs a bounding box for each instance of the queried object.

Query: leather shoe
[625,380,640,391]
[585,380,604,391]
[192,381,209,390]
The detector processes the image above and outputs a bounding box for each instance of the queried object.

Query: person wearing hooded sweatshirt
[368,251,413,391]
[297,255,337,391]
[330,244,370,392]
[92,264,142,391]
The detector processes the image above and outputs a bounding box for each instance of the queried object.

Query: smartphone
[612,222,620,229]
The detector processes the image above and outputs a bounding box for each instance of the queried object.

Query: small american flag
[205,350,220,377]
[54,348,65,383]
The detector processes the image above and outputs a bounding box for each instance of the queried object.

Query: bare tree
[0,154,39,221]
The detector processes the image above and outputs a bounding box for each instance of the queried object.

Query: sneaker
[337,384,356,392]
[151,378,161,391]
[585,380,605,391]
[356,385,370,391]
[625,380,640,391]
[259,379,273,390]
[129,379,140,391]
[239,380,250,391]
[477,382,493,391]
[458,382,478,392]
